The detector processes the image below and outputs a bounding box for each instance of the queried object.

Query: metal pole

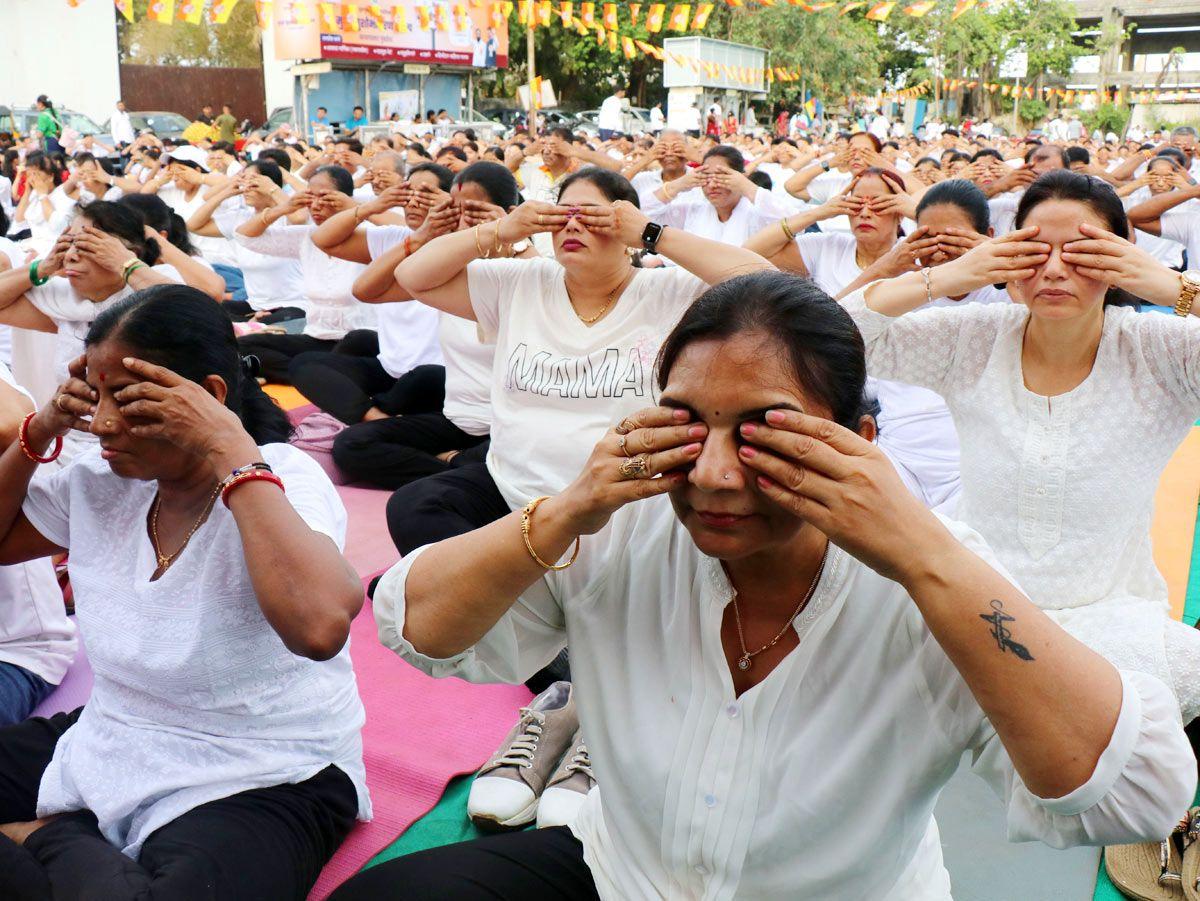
[365,69,372,120]
[527,24,538,137]
[468,70,474,120]
[1012,75,1021,136]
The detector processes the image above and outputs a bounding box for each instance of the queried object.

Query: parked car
[104,110,192,142]
[1,105,115,147]
[577,106,652,135]
[253,106,296,138]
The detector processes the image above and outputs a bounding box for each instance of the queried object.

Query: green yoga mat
[1094,493,1200,900]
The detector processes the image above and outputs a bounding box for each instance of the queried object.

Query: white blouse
[234,223,376,341]
[642,187,792,248]
[842,294,1200,708]
[22,444,371,857]
[375,498,1193,901]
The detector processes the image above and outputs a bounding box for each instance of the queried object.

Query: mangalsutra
[730,544,828,671]
[565,269,633,325]
[149,485,222,573]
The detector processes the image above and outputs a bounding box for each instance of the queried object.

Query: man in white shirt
[868,112,890,142]
[110,100,136,149]
[649,103,665,133]
[598,87,627,141]
[1045,116,1067,142]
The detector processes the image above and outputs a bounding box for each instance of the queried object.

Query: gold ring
[54,394,68,412]
[617,434,630,457]
[538,213,545,226]
[614,418,634,436]
[104,419,114,428]
[618,454,651,480]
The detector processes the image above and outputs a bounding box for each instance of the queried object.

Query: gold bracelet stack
[780,219,797,241]
[474,224,491,259]
[520,495,580,571]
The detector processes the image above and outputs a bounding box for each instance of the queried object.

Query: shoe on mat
[1177,808,1200,900]
[536,728,595,829]
[1106,808,1199,901]
[468,681,578,831]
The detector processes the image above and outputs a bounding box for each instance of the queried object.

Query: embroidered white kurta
[375,498,1193,900]
[842,293,1200,718]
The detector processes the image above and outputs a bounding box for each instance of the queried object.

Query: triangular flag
[951,0,975,17]
[602,2,617,29]
[177,0,204,24]
[147,0,175,23]
[622,35,637,58]
[211,0,240,22]
[645,2,665,30]
[629,2,641,25]
[114,0,134,20]
[864,0,893,18]
[903,0,935,14]
[668,3,690,29]
[692,2,713,27]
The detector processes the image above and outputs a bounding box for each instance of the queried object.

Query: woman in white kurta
[338,271,1193,901]
[841,169,1200,722]
[0,286,369,899]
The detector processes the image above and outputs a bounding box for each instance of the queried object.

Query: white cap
[164,145,210,171]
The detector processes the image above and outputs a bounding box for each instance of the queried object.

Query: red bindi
[98,372,106,383]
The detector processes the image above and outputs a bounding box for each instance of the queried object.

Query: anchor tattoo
[979,599,1035,661]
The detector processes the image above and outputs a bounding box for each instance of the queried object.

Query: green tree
[117,0,262,67]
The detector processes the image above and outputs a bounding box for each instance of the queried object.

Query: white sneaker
[468,681,578,830]
[536,729,595,829]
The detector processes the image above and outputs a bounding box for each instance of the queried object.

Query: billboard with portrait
[320,1,509,68]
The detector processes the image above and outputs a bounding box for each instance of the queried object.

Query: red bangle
[220,470,285,507]
[18,412,63,464]
[403,235,413,256]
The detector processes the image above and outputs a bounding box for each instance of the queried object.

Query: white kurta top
[22,444,371,858]
[376,498,1194,901]
[234,223,376,340]
[842,294,1200,707]
[642,187,792,248]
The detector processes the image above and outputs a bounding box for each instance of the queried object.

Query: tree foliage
[117,0,262,68]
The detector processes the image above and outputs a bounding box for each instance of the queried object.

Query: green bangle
[28,259,49,287]
[121,260,147,285]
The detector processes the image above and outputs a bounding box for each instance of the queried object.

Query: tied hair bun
[241,354,262,380]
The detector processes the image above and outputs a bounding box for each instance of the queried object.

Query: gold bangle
[780,218,796,241]
[473,224,490,259]
[521,495,580,571]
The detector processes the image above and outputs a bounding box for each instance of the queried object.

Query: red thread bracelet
[220,470,285,508]
[18,412,63,464]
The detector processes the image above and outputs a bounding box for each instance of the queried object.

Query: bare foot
[0,815,60,846]
[435,450,460,464]
[362,407,391,422]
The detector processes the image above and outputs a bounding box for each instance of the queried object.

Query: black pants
[333,413,488,490]
[222,300,306,324]
[289,330,446,425]
[327,826,599,901]
[0,708,358,901]
[236,333,339,384]
[385,462,510,556]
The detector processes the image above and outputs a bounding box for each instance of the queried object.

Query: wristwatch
[511,239,530,254]
[641,222,665,255]
[820,160,830,171]
[1176,270,1200,317]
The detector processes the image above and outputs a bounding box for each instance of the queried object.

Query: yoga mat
[309,593,532,900]
[362,774,496,869]
[337,486,398,577]
[264,384,311,411]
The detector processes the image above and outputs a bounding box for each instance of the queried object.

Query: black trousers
[289,330,446,425]
[327,826,599,901]
[385,462,510,556]
[333,413,488,490]
[0,708,358,901]
[222,300,306,324]
[236,333,339,384]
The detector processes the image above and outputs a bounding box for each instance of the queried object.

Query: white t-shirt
[466,258,707,507]
[364,225,446,378]
[599,95,625,131]
[157,183,238,267]
[795,231,861,295]
[212,201,306,312]
[439,315,494,437]
[23,443,370,856]
[0,362,77,685]
[1162,208,1200,273]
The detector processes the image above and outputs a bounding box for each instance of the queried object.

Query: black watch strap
[641,222,665,254]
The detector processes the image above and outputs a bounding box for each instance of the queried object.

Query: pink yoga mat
[309,599,532,899]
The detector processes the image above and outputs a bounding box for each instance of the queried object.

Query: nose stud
[723,473,731,481]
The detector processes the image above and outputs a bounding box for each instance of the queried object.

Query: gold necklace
[149,484,222,573]
[730,544,829,672]
[566,269,633,325]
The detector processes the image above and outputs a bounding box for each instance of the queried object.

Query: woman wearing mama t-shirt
[389,168,772,555]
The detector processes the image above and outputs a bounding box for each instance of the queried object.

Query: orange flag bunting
[320,1,338,28]
[595,25,605,44]
[490,3,506,27]
[67,0,84,6]
[114,0,135,19]
[622,35,637,58]
[436,3,452,28]
[726,0,743,5]
[416,3,431,29]
[558,1,573,25]
[537,0,552,26]
[951,0,975,17]
[255,0,271,28]
[342,3,360,30]
[668,3,691,30]
[608,29,617,51]
[864,0,894,19]
[692,2,713,27]
[629,3,641,25]
[178,0,204,23]
[578,1,594,24]
[602,2,617,29]
[839,1,863,13]
[645,2,665,31]
[904,0,935,14]
[517,0,531,24]
[394,6,409,30]
[454,2,469,28]
[211,0,240,22]
[147,0,175,23]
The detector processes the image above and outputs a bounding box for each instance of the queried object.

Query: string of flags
[933,78,1194,106]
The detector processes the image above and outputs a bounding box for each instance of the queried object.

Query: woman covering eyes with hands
[841,170,1200,740]
[387,168,771,557]
[339,272,1193,901]
[0,286,369,900]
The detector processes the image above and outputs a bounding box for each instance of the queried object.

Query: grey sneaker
[536,729,595,829]
[468,681,578,830]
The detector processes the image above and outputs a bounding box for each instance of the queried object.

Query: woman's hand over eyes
[1061,222,1183,306]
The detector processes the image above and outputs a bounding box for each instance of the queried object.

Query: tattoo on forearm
[979,599,1035,661]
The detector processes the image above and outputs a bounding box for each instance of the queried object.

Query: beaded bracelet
[18,412,63,464]
[520,495,580,571]
[220,470,285,508]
